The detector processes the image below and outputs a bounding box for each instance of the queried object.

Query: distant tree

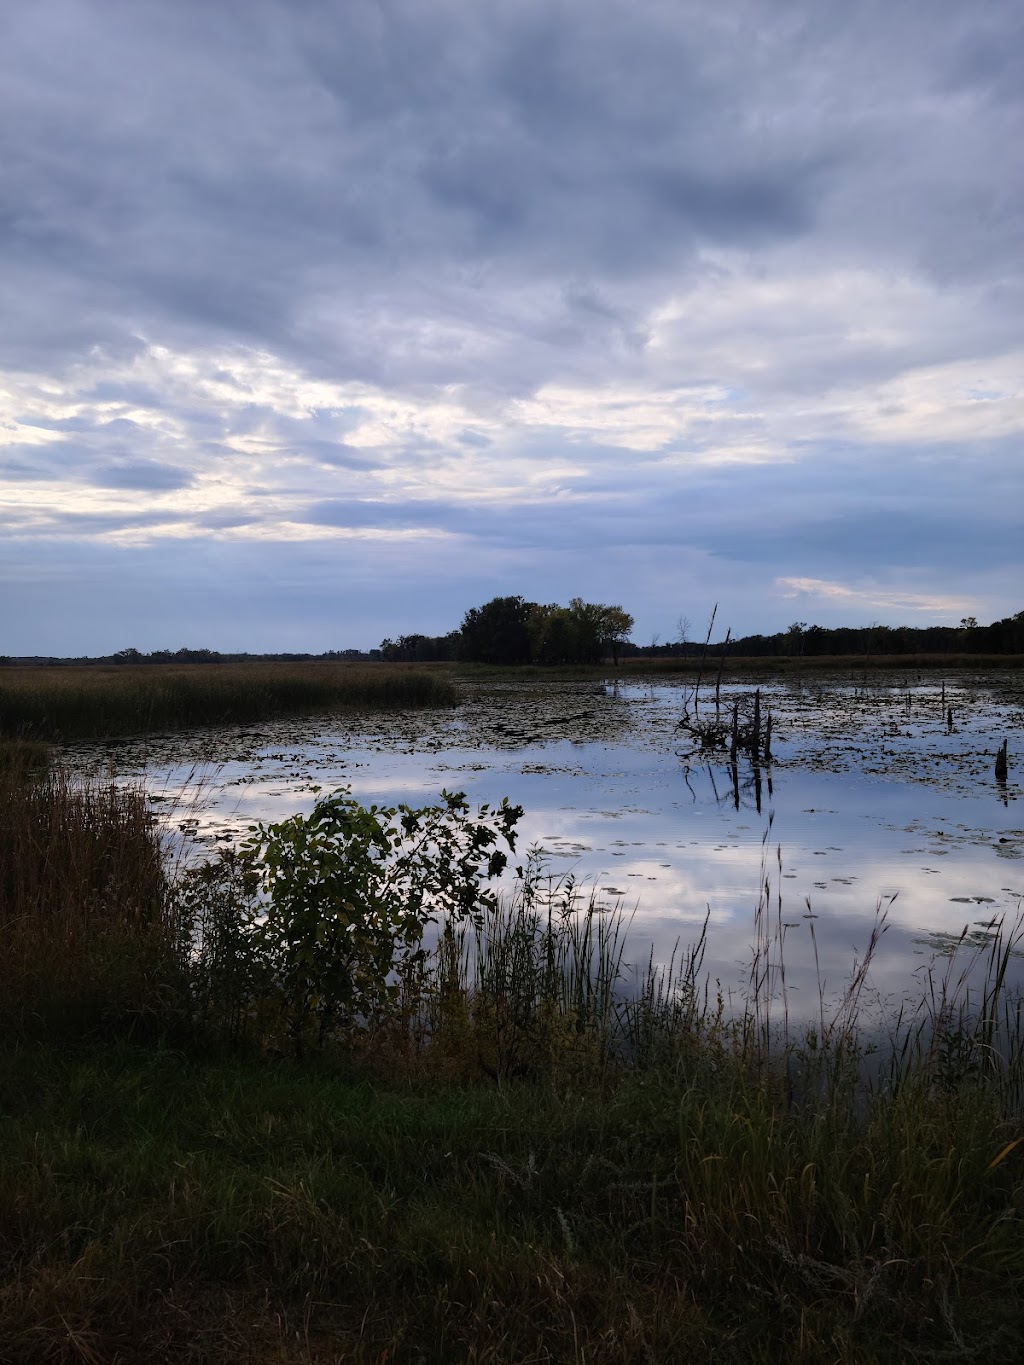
[171,647,222,663]
[528,600,634,665]
[380,634,430,663]
[380,632,459,663]
[377,595,668,668]
[986,609,1024,654]
[599,606,635,666]
[565,598,604,663]
[528,604,575,664]
[958,616,979,651]
[458,597,535,665]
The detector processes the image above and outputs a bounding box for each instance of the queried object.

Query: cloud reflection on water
[73,674,1022,1014]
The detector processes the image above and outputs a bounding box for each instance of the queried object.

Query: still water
[67,671,1024,1006]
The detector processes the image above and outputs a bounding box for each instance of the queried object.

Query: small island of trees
[380,596,635,666]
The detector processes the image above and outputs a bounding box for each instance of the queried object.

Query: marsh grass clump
[0,758,174,1036]
[0,661,457,740]
[419,875,633,1084]
[0,735,51,775]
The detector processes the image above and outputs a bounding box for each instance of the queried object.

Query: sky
[1,0,1022,655]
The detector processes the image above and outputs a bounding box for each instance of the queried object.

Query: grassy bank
[0,662,457,740]
[5,1032,1023,1364]
[2,754,1024,1362]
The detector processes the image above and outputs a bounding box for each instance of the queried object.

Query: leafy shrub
[176,787,523,1050]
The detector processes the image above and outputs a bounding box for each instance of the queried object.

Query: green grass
[0,662,457,741]
[2,762,1024,1361]
[2,1031,1023,1364]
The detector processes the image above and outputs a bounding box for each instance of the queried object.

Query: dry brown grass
[0,661,457,740]
[0,751,173,1035]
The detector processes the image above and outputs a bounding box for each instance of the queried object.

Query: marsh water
[67,670,1023,1008]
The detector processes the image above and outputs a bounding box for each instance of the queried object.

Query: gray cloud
[88,461,194,491]
[4,1,1016,369]
[0,0,1021,650]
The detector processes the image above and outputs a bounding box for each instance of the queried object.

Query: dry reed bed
[0,747,170,1034]
[0,662,457,740]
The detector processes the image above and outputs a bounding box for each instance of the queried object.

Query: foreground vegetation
[0,662,457,741]
[2,745,1023,1363]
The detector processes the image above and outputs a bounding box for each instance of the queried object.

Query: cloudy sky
[1,0,1021,654]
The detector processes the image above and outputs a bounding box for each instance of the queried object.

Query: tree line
[381,602,1024,666]
[639,611,1024,660]
[5,605,1021,671]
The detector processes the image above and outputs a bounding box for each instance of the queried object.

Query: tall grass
[0,745,173,1036]
[419,878,635,1084]
[0,661,457,740]
[414,868,1024,1108]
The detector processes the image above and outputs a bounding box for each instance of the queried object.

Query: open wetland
[65,668,1024,1009]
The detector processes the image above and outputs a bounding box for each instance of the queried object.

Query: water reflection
[64,672,1023,1006]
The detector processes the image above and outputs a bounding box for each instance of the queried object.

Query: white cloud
[775,577,977,618]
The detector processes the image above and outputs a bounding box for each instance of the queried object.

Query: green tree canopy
[457,596,635,666]
[458,596,535,665]
[594,604,634,665]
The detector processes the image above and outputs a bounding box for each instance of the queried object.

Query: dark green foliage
[458,595,535,664]
[529,600,600,664]
[636,608,1024,661]
[177,787,523,1051]
[456,596,635,666]
[379,631,461,662]
[528,598,635,665]
[983,608,1024,653]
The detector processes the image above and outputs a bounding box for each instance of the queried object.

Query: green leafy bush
[177,787,523,1050]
